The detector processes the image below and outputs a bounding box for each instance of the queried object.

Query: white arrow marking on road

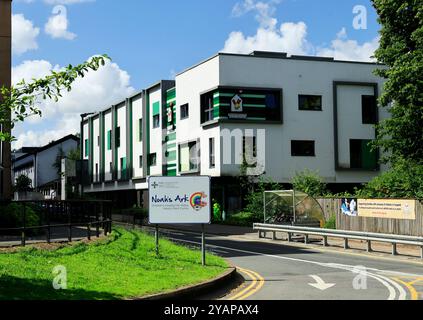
[308,275,336,291]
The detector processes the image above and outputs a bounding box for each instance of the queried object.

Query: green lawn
[0,227,228,300]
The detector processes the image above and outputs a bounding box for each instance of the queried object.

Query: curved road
[158,226,423,300]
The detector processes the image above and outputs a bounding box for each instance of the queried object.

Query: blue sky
[11,0,381,148]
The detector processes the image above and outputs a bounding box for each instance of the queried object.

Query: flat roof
[175,51,383,77]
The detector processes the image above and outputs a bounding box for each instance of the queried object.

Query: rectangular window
[153,115,160,128]
[109,162,113,174]
[179,141,199,172]
[139,155,143,168]
[84,139,89,157]
[291,140,315,157]
[299,95,322,111]
[209,138,215,169]
[148,153,157,167]
[95,163,99,182]
[180,104,189,120]
[97,136,100,147]
[115,127,121,148]
[142,118,145,141]
[362,95,377,124]
[120,157,127,179]
[350,139,378,170]
[107,130,112,150]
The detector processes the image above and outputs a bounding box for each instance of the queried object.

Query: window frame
[298,94,323,111]
[180,103,189,120]
[291,140,316,157]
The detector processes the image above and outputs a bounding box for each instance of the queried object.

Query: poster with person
[340,198,358,217]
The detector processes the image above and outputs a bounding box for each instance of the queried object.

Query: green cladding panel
[152,102,160,116]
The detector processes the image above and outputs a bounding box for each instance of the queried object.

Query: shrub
[13,175,33,193]
[0,203,41,235]
[224,211,257,227]
[291,169,327,197]
[212,201,222,222]
[356,158,423,199]
[324,215,336,229]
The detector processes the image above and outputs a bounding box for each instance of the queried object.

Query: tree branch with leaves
[0,54,110,142]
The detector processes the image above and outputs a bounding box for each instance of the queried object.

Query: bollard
[272,232,276,240]
[287,232,292,242]
[304,234,309,244]
[344,238,349,250]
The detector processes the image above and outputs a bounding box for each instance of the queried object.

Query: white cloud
[45,5,77,40]
[316,28,379,62]
[224,0,379,62]
[12,57,136,148]
[12,14,40,55]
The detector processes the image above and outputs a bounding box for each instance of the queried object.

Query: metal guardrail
[253,223,423,259]
[0,200,113,246]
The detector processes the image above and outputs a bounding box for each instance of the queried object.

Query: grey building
[12,135,79,199]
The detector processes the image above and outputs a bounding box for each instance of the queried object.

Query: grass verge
[0,227,228,300]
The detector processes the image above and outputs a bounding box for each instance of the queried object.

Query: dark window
[115,127,121,148]
[209,138,215,169]
[97,136,100,147]
[148,153,157,167]
[299,95,322,111]
[109,162,113,174]
[362,95,377,124]
[142,118,145,141]
[180,104,189,119]
[204,97,214,123]
[139,155,143,168]
[153,115,160,128]
[291,141,315,157]
[350,139,378,170]
[95,163,99,182]
[120,157,127,179]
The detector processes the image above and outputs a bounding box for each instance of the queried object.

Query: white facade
[81,52,388,203]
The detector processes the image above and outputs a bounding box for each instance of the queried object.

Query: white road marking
[167,236,402,300]
[308,275,336,291]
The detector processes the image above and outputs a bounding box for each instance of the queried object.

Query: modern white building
[12,135,79,199]
[81,51,388,211]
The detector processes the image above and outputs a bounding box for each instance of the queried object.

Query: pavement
[152,224,423,300]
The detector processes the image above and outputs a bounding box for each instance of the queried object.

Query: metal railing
[0,200,113,246]
[253,223,423,259]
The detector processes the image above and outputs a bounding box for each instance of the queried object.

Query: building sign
[149,176,211,224]
[231,94,243,113]
[357,199,416,220]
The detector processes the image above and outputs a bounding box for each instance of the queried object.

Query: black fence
[0,200,113,246]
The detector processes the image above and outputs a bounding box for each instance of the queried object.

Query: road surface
[156,225,423,300]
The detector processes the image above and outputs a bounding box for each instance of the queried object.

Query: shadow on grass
[0,275,120,300]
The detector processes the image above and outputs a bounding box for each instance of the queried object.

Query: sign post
[149,176,211,265]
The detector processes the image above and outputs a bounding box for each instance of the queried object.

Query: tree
[0,55,110,142]
[14,174,33,193]
[53,147,66,176]
[291,169,327,197]
[372,0,423,164]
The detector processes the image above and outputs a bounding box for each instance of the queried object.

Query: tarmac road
[156,225,423,301]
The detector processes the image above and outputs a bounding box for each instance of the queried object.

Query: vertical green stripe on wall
[152,101,160,116]
[101,113,105,181]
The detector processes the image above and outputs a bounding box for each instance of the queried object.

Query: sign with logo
[357,199,416,220]
[149,176,211,224]
[231,94,243,113]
